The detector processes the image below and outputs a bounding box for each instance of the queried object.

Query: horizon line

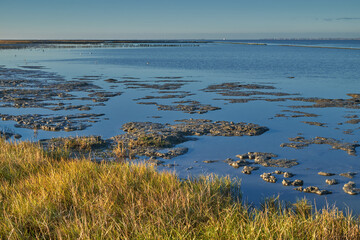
[1,37,360,41]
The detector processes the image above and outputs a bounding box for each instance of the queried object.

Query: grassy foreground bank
[0,139,359,239]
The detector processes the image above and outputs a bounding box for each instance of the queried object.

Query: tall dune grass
[0,139,359,239]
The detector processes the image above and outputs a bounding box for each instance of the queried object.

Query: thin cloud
[324,17,360,21]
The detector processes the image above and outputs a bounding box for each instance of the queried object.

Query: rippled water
[1,40,360,212]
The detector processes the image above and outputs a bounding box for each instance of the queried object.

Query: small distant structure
[222,37,226,41]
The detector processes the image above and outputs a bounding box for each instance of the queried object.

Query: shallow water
[1,41,360,212]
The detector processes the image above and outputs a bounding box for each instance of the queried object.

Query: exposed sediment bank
[223,41,360,50]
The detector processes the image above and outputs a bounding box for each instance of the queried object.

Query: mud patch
[345,119,360,124]
[234,152,298,168]
[260,173,277,183]
[289,93,360,109]
[275,110,320,118]
[112,119,269,160]
[241,166,259,174]
[171,119,269,136]
[339,172,357,179]
[295,186,332,195]
[0,113,104,131]
[202,82,298,103]
[0,66,123,131]
[133,92,194,101]
[282,179,303,186]
[326,179,338,185]
[156,102,221,114]
[301,121,327,127]
[280,136,360,156]
[343,182,360,195]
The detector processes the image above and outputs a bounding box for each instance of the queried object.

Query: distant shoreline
[0,40,360,50]
[1,39,360,50]
[222,41,360,50]
[0,40,209,49]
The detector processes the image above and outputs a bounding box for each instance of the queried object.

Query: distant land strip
[0,40,210,49]
[223,41,360,50]
[1,40,359,50]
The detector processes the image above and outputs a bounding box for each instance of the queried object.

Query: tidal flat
[1,39,360,213]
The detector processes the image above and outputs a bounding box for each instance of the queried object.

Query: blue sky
[1,0,359,39]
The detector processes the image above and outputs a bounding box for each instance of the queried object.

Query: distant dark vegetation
[0,40,209,49]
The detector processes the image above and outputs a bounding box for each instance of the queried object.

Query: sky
[0,0,360,39]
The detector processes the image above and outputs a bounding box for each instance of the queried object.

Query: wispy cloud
[324,17,360,22]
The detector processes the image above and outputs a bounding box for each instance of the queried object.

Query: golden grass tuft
[112,138,135,160]
[49,136,106,151]
[0,138,359,239]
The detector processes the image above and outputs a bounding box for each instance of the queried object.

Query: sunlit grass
[48,135,107,151]
[112,133,171,161]
[0,138,359,239]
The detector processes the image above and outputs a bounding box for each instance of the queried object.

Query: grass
[112,138,135,160]
[0,138,359,239]
[112,133,173,160]
[49,135,107,151]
